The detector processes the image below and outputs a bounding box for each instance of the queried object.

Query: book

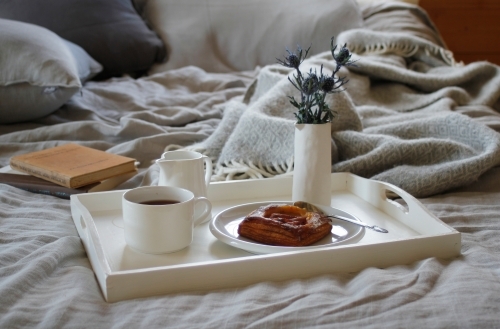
[9,143,137,188]
[0,170,137,199]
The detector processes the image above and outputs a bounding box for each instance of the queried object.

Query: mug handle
[202,155,213,189]
[193,197,212,226]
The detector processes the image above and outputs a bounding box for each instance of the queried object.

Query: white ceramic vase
[292,123,332,206]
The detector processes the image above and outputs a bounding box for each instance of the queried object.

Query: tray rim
[70,172,461,302]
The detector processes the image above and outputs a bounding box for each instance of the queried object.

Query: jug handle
[203,155,213,188]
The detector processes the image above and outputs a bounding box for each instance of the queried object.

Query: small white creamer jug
[156,150,213,223]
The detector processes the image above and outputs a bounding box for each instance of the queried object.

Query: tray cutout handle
[384,188,409,214]
[77,214,90,243]
[80,215,87,230]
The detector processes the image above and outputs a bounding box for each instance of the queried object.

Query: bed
[1,0,500,327]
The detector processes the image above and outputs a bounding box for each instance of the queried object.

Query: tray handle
[356,176,455,234]
[77,214,90,242]
[70,195,113,275]
[381,183,410,214]
[367,177,441,226]
[347,174,415,216]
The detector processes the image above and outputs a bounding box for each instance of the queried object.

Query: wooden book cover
[10,144,136,188]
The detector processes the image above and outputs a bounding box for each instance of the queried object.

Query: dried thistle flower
[277,36,357,124]
[276,45,309,69]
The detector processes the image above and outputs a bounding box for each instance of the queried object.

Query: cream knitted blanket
[183,29,500,198]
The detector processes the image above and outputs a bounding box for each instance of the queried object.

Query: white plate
[209,201,365,254]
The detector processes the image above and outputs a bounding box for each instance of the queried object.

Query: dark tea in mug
[139,199,180,205]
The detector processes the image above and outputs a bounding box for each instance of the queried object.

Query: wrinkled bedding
[1,2,500,328]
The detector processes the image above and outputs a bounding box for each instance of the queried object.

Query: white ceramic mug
[122,185,212,254]
[156,150,212,223]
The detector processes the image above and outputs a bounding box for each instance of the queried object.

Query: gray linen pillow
[0,0,166,77]
[0,19,102,124]
[63,40,104,83]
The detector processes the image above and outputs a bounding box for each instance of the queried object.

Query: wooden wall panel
[419,0,500,65]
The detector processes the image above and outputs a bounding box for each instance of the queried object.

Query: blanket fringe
[213,157,294,181]
[161,144,294,181]
[164,144,184,152]
[348,40,457,66]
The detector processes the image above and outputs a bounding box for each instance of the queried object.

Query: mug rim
[123,185,194,206]
[159,150,204,161]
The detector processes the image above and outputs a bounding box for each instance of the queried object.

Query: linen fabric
[0,0,166,77]
[0,167,499,328]
[141,0,364,73]
[0,3,500,328]
[0,19,102,124]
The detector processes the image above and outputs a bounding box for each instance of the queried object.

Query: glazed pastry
[237,204,332,247]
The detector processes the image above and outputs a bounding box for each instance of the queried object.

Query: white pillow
[143,0,364,74]
[0,19,102,124]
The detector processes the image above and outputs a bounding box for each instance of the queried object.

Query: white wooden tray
[70,173,461,302]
